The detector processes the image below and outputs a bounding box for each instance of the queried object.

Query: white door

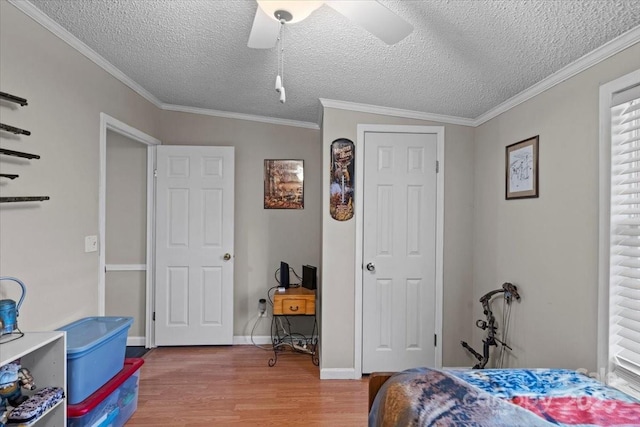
[362,131,438,373]
[154,146,234,345]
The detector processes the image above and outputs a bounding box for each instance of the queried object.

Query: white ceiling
[22,0,640,127]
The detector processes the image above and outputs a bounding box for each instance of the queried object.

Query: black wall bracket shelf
[0,91,45,204]
[0,123,31,136]
[0,91,28,106]
[0,196,49,203]
[0,148,40,160]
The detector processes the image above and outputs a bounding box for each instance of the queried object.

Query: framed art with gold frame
[264,159,304,209]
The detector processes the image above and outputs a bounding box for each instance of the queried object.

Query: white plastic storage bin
[57,316,133,404]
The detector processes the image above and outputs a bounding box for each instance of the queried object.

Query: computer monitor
[302,265,317,290]
[279,261,290,289]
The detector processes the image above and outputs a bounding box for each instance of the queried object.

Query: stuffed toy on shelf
[0,360,36,412]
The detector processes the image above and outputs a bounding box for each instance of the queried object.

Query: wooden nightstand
[269,287,318,367]
[273,287,316,315]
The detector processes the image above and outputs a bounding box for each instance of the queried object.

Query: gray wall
[156,111,322,338]
[472,43,640,371]
[320,108,476,371]
[0,1,158,330]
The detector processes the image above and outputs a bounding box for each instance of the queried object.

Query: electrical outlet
[258,298,267,317]
[85,235,98,253]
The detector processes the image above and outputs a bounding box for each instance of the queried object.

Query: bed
[368,368,640,426]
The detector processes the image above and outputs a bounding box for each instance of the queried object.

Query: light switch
[85,235,98,253]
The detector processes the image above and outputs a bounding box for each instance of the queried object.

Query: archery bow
[461,282,520,369]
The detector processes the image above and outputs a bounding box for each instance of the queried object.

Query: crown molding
[473,25,640,127]
[11,0,318,131]
[162,104,320,130]
[317,101,326,129]
[9,0,163,108]
[321,26,640,129]
[12,0,640,131]
[319,98,475,127]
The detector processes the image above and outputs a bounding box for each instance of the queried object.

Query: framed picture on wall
[330,138,355,221]
[264,159,304,209]
[506,135,539,199]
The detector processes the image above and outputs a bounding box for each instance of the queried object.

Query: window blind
[610,86,640,381]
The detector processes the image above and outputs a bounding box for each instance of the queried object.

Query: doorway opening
[99,113,160,348]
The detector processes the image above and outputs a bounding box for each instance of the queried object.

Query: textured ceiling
[25,0,640,125]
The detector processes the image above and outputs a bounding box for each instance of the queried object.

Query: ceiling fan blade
[325,1,413,45]
[248,4,280,49]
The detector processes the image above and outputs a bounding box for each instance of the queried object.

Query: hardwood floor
[127,346,369,426]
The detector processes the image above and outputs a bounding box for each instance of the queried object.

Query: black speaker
[280,261,290,289]
[302,265,317,290]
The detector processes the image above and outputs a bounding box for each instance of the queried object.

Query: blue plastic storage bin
[67,358,144,427]
[57,316,133,404]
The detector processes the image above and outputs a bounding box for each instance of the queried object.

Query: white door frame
[99,113,161,348]
[354,124,444,378]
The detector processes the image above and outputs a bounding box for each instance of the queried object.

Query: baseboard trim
[126,336,274,346]
[233,335,272,345]
[127,336,145,346]
[320,368,359,380]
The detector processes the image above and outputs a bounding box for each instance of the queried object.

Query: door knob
[366,262,375,272]
[223,253,232,261]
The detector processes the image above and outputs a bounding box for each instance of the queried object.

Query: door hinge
[434,334,437,347]
[153,169,158,178]
[153,311,156,321]
[436,161,439,173]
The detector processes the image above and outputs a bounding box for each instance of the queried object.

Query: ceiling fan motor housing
[274,9,292,22]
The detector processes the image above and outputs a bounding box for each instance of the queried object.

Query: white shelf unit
[0,331,66,426]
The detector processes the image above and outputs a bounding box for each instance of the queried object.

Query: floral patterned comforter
[369,368,640,427]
